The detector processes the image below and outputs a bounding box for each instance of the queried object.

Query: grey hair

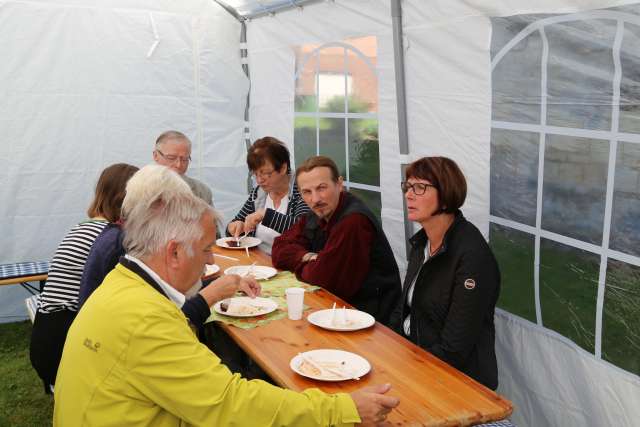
[122,164,220,259]
[155,130,191,150]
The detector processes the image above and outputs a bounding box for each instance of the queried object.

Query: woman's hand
[227,221,245,238]
[244,209,266,233]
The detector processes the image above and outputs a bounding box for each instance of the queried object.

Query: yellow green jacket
[54,263,360,426]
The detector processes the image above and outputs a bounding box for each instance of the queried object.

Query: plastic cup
[285,287,305,320]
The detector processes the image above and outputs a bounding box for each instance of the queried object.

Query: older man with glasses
[153,130,213,206]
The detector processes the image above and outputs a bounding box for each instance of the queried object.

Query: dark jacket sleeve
[181,294,211,328]
[428,247,499,369]
[78,225,124,309]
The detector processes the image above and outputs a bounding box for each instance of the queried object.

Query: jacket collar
[409,210,464,256]
[118,256,171,301]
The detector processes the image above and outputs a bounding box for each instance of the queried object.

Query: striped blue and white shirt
[38,219,108,313]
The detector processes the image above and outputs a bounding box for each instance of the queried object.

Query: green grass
[0,321,53,426]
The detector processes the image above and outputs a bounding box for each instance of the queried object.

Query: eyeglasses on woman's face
[253,169,275,180]
[156,149,191,164]
[401,181,437,195]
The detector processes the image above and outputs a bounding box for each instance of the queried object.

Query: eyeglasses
[156,149,191,164]
[253,169,275,179]
[401,181,437,195]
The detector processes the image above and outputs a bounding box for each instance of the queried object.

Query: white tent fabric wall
[0,0,248,321]
[248,0,639,426]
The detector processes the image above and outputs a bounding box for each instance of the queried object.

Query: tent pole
[240,22,252,193]
[391,0,413,256]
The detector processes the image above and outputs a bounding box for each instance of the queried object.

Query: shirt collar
[124,254,185,308]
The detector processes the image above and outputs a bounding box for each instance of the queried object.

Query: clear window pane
[349,188,381,223]
[294,49,317,113]
[346,37,377,114]
[491,30,542,124]
[619,23,640,134]
[610,142,640,257]
[319,118,346,178]
[542,134,608,244]
[317,46,346,113]
[490,129,539,225]
[546,20,616,130]
[602,260,640,376]
[539,239,599,353]
[348,119,379,186]
[490,223,536,322]
[294,117,316,168]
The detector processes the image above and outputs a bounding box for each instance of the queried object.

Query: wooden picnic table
[210,245,513,426]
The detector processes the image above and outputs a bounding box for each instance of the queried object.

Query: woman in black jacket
[391,157,501,390]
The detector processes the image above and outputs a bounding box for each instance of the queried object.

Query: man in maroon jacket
[272,156,400,325]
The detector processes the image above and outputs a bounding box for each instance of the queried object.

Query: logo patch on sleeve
[464,279,476,290]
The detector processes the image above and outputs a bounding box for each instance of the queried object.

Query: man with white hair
[153,130,213,205]
[54,167,400,426]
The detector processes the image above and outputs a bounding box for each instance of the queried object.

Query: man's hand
[244,209,266,232]
[301,252,318,263]
[198,274,260,306]
[227,221,245,238]
[350,384,399,426]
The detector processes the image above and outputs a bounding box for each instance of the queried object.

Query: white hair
[122,164,220,259]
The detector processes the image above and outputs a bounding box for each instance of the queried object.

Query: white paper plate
[307,309,375,331]
[290,349,371,381]
[216,236,261,249]
[224,265,277,280]
[204,264,220,276]
[213,296,278,318]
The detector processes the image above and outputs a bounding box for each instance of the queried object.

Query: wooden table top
[210,245,513,426]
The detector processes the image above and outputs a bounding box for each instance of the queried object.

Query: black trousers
[30,309,76,393]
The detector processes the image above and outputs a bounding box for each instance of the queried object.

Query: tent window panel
[346,38,377,114]
[317,46,346,113]
[491,31,542,124]
[490,129,539,226]
[610,142,640,257]
[348,119,379,187]
[490,223,536,322]
[294,117,316,168]
[539,238,599,354]
[318,118,346,178]
[602,259,640,376]
[541,134,608,245]
[619,23,640,134]
[349,188,381,223]
[294,52,317,113]
[546,20,616,131]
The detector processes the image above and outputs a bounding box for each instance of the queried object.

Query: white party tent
[1,0,638,425]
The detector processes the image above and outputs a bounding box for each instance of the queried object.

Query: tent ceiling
[215,0,322,19]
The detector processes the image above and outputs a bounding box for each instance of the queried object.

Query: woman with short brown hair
[391,156,501,390]
[227,136,309,254]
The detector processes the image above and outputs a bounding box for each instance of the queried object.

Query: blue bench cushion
[0,261,50,280]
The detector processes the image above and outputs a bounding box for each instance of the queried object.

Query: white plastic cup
[285,287,305,320]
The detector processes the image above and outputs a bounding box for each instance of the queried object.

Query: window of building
[293,36,381,219]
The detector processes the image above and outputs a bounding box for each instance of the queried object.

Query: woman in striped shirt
[30,163,138,392]
[227,137,309,254]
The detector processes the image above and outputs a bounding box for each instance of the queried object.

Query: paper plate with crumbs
[307,308,375,331]
[216,236,261,249]
[213,296,278,318]
[291,349,371,381]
